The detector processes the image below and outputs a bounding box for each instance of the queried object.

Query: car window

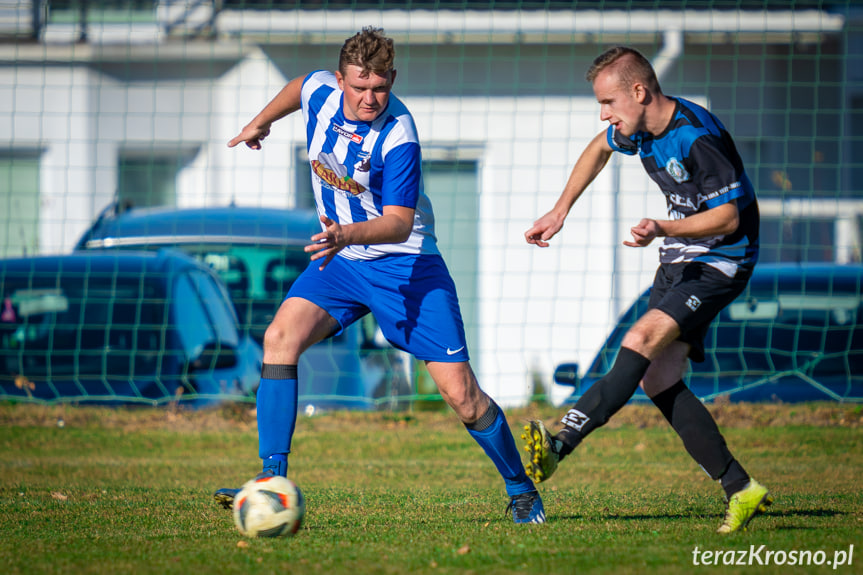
[190,245,310,344]
[263,253,307,297]
[104,242,313,345]
[188,269,240,347]
[172,272,216,358]
[0,272,166,377]
[717,291,863,375]
[202,252,249,301]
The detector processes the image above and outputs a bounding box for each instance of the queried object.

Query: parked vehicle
[0,250,262,408]
[75,203,412,410]
[554,263,863,403]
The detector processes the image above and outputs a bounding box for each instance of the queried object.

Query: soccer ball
[232,475,306,538]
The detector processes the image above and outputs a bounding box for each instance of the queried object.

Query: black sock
[650,380,749,497]
[719,460,751,498]
[556,347,651,456]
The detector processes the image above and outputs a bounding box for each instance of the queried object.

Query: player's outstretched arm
[228,75,307,150]
[525,131,613,247]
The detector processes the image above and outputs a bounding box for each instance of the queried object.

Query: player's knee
[441,386,486,422]
[263,322,300,354]
[439,386,467,414]
[622,311,680,356]
[621,324,653,353]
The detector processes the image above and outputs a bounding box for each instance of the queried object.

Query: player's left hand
[306,216,346,270]
[623,218,660,247]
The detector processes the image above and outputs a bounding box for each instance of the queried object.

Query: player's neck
[644,94,677,136]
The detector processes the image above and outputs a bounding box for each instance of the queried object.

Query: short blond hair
[586,46,661,93]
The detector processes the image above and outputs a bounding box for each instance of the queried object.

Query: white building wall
[213,48,298,209]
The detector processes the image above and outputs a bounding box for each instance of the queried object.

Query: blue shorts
[287,253,469,362]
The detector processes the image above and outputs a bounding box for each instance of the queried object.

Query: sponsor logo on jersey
[667,182,742,213]
[668,192,698,210]
[665,157,690,184]
[312,152,366,196]
[332,123,363,143]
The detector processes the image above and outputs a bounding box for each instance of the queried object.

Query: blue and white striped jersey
[608,97,759,277]
[300,70,439,260]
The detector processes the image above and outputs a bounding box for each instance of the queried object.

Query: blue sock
[465,400,536,497]
[256,364,298,476]
[262,454,288,477]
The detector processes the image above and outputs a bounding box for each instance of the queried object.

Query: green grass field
[1,402,861,575]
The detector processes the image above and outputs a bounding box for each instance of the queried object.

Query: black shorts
[648,262,752,363]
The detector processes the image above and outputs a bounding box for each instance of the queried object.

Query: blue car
[75,203,411,410]
[554,263,863,403]
[0,250,262,408]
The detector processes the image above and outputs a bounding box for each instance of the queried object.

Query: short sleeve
[381,141,421,208]
[689,136,745,208]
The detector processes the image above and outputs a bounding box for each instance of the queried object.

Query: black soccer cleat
[214,487,240,510]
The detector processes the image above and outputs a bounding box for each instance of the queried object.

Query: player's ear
[390,68,397,86]
[335,70,344,90]
[633,82,647,103]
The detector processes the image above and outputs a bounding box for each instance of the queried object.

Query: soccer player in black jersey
[524,46,772,534]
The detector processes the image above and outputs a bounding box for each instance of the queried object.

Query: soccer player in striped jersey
[215,27,544,524]
[523,46,771,533]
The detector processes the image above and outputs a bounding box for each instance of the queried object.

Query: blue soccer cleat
[506,490,546,524]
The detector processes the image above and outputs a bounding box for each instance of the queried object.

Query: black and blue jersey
[608,97,759,277]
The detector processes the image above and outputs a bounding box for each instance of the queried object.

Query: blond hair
[586,46,661,93]
[339,27,395,77]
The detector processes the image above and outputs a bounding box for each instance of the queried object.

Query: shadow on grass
[554,505,843,519]
[766,508,843,518]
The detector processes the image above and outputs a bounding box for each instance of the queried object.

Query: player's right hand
[306,216,346,270]
[227,123,272,150]
[525,212,564,248]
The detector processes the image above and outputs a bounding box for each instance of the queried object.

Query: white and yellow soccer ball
[232,475,305,538]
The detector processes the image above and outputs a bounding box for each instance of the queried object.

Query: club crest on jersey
[312,152,366,196]
[354,151,371,173]
[665,157,690,184]
[332,124,363,144]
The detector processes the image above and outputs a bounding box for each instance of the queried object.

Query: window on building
[117,148,196,208]
[423,158,479,353]
[0,152,41,258]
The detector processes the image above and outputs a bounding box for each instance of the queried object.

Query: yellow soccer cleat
[717,479,773,534]
[521,420,560,483]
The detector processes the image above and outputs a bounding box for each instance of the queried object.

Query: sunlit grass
[1,403,861,574]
